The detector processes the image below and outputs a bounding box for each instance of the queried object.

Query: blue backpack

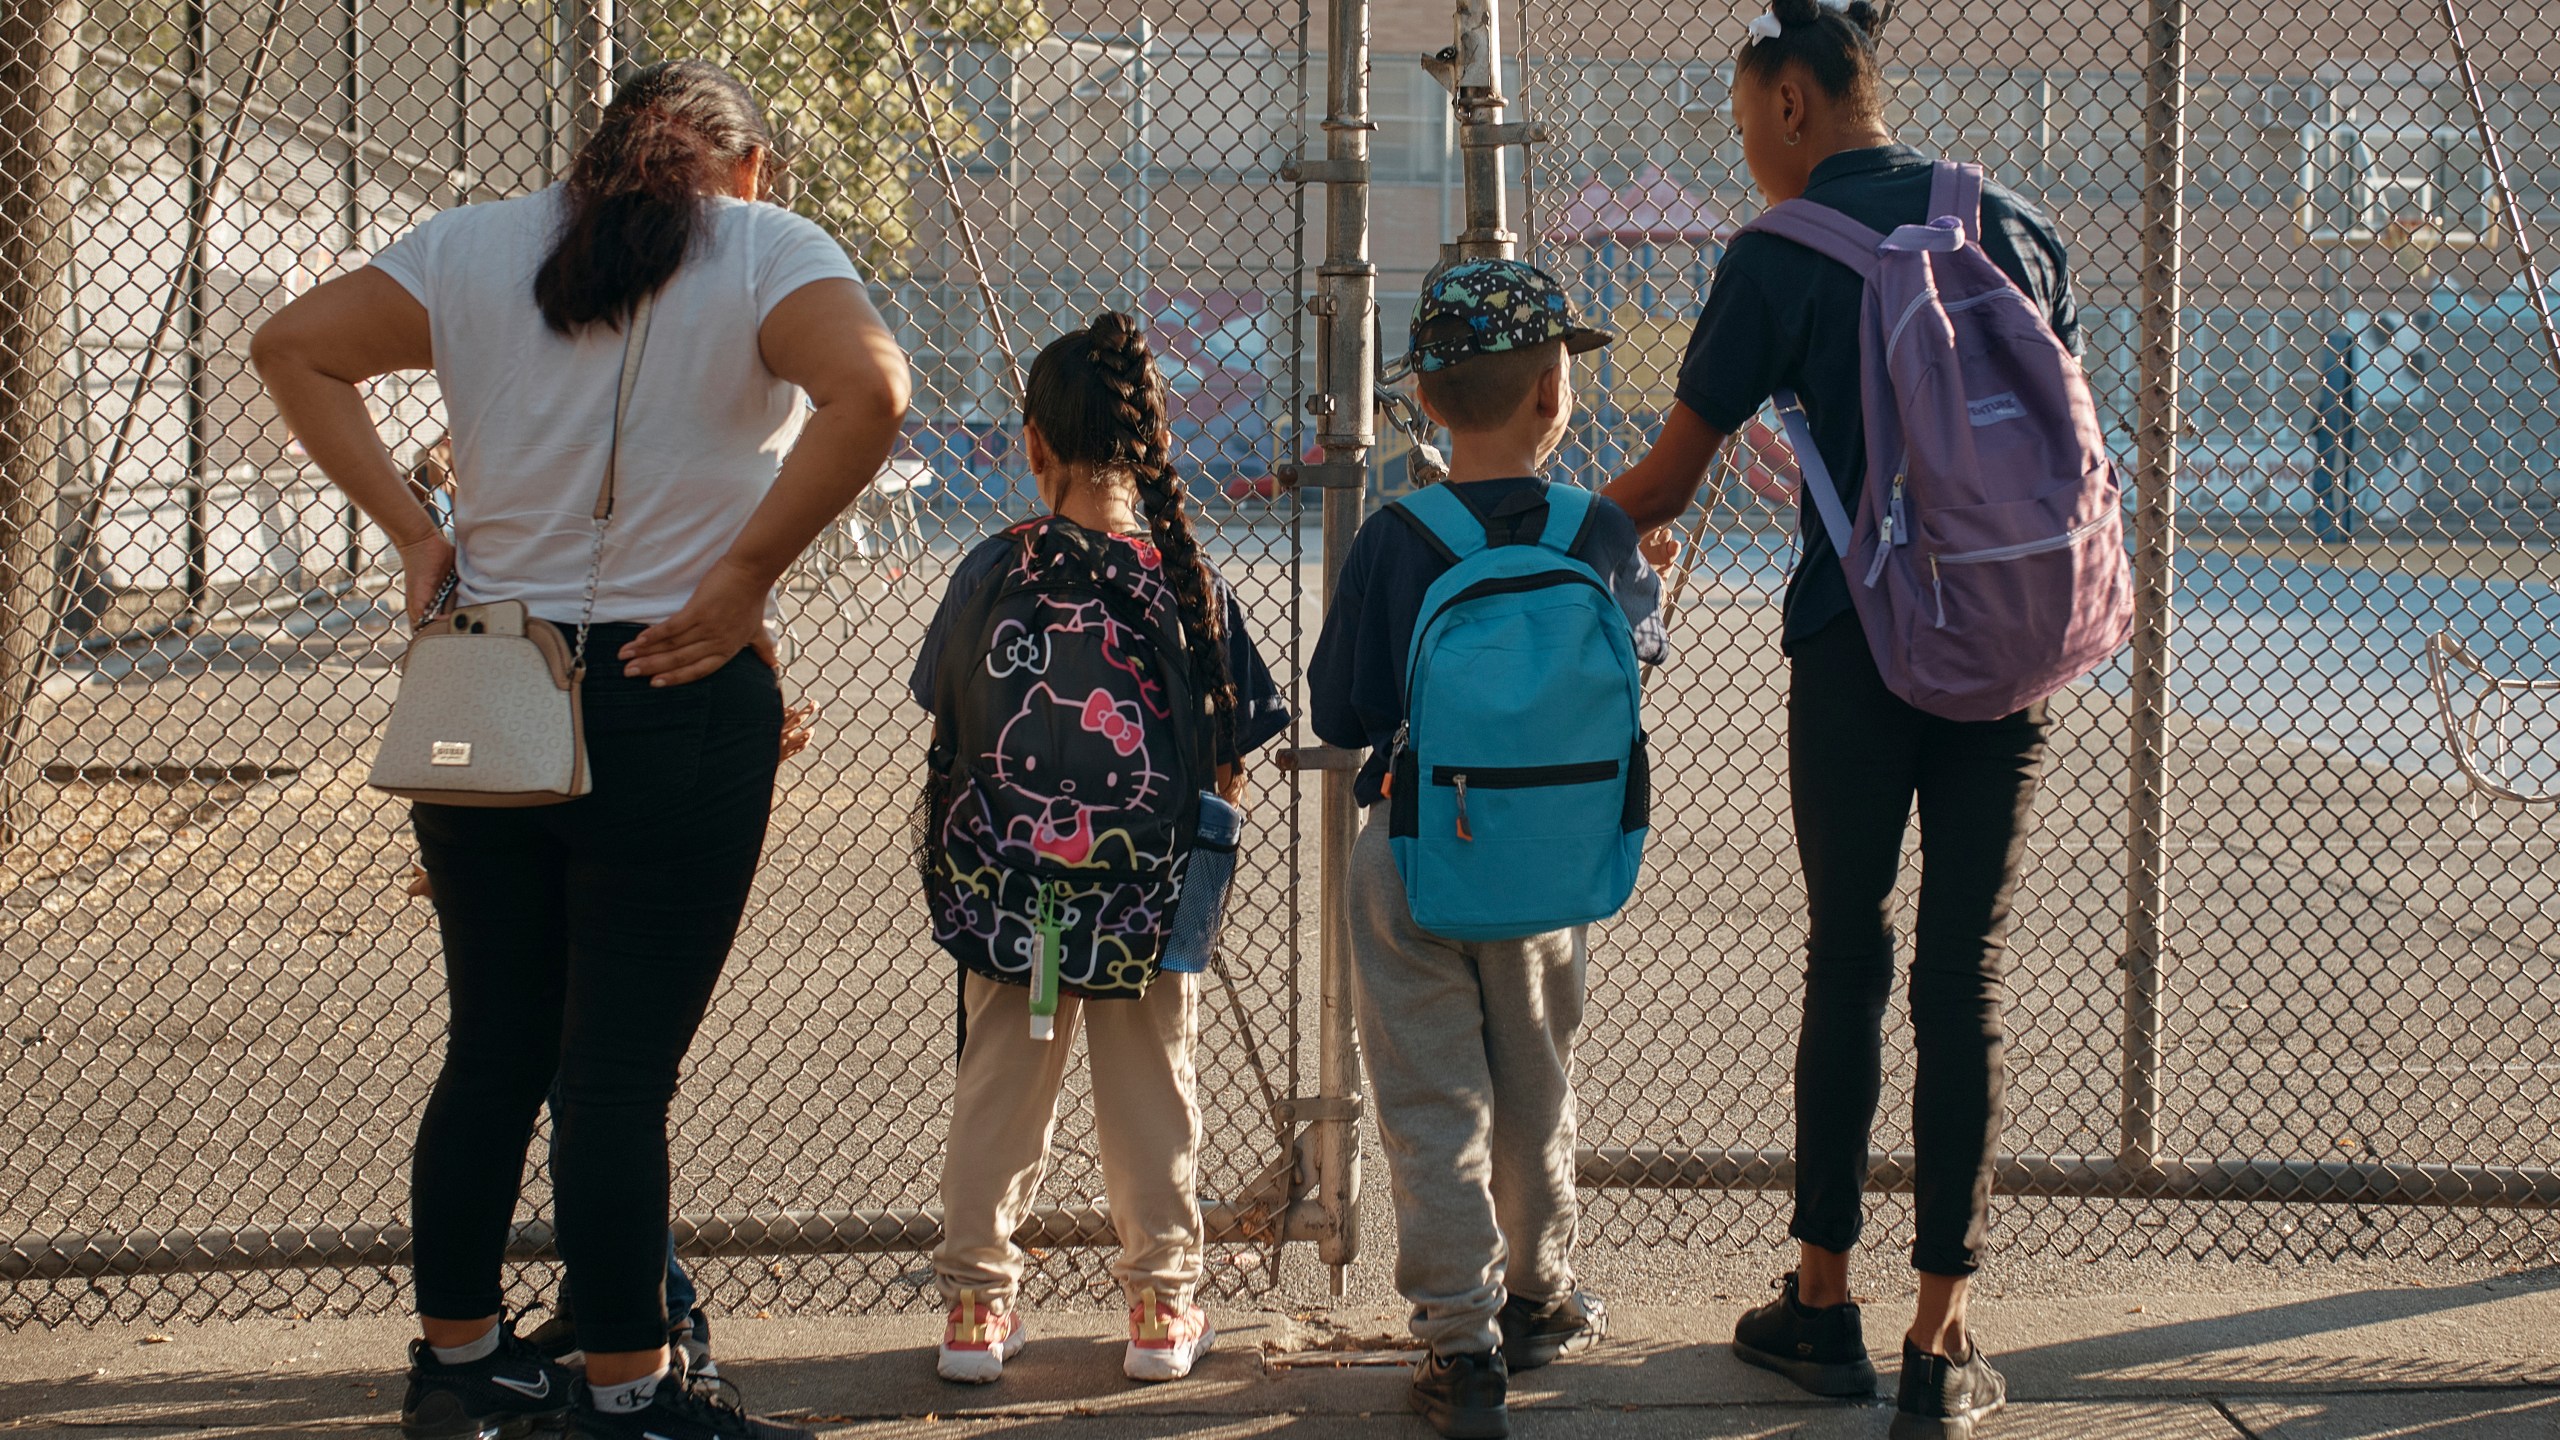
[1384,482,1649,941]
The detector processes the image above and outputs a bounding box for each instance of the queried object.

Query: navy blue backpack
[1384,483,1649,940]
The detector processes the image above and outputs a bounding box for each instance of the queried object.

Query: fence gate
[0,0,1317,1325]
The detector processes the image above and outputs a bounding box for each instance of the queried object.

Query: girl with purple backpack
[1606,2,2106,1436]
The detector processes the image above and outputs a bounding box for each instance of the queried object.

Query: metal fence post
[566,0,614,149]
[1448,0,1512,261]
[0,0,81,847]
[1308,0,1376,1294]
[2121,0,2184,1176]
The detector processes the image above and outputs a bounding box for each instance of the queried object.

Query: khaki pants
[1348,815,1586,1357]
[933,970,1203,1311]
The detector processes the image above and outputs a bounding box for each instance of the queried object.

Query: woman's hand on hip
[399,533,457,624]
[622,559,777,685]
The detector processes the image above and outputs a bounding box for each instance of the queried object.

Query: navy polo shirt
[1675,145,2082,653]
[1309,476,1670,808]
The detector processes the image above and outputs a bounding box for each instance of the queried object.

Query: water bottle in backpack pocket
[1384,482,1649,941]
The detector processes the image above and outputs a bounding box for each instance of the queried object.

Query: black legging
[409,630,781,1353]
[1785,614,2047,1278]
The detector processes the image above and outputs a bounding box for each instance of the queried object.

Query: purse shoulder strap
[594,292,655,522]
[570,293,656,670]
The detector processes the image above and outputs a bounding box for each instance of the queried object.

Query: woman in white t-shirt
[252,60,908,1440]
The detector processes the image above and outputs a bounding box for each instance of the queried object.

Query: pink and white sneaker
[1123,1288,1214,1382]
[936,1291,1026,1384]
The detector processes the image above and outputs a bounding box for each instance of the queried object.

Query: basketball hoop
[2380,214,2445,278]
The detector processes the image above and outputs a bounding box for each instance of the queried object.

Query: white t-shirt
[370,186,863,625]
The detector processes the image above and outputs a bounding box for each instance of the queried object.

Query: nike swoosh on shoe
[489,1372,552,1400]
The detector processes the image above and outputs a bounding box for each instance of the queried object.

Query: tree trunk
[0,0,82,846]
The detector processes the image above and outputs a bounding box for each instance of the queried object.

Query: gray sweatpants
[1347,814,1586,1357]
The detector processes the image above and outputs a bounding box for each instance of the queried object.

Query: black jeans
[1786,615,2047,1277]
[409,631,781,1352]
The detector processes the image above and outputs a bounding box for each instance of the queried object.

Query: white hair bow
[1746,11,1783,42]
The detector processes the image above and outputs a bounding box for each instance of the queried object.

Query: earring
[1784,132,1801,146]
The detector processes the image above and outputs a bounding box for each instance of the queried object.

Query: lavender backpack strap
[1738,197,1886,568]
[1739,198,1886,282]
[1929,161,1985,243]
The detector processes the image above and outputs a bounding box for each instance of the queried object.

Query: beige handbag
[367,295,654,807]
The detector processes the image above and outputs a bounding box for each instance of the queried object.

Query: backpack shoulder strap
[1739,198,1885,281]
[1929,161,1985,244]
[1534,482,1595,555]
[1392,483,1491,561]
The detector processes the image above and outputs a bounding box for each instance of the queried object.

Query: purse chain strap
[570,290,656,677]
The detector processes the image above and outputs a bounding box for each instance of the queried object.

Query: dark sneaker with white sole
[1496,1289,1607,1371]
[1729,1271,1881,1398]
[567,1374,814,1440]
[1410,1349,1509,1440]
[527,1305,716,1382]
[1891,1337,2007,1439]
[399,1326,576,1440]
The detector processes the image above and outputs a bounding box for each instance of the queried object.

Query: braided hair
[1023,312,1241,768]
[1735,0,1893,123]
[533,60,773,334]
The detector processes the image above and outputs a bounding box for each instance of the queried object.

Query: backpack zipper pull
[1890,473,1908,545]
[1029,881,1066,1041]
[1383,721,1409,798]
[1929,553,1948,629]
[1453,773,1473,842]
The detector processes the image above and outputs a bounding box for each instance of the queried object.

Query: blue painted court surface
[1672,532,2560,787]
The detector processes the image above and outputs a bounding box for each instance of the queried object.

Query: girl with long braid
[907,313,1292,1386]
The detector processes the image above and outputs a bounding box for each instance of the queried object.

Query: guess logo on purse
[431,741,473,767]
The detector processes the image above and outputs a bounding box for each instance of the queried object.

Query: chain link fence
[4,0,2558,1330]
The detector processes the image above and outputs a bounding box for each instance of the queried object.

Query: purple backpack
[1744,161,2132,721]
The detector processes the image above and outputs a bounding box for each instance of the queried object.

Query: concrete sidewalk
[5,1277,2557,1438]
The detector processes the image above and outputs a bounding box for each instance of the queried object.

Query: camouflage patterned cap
[1403,257,1614,373]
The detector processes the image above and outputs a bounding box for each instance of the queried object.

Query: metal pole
[567,0,613,153]
[0,0,84,845]
[1310,0,1376,1294]
[341,0,368,579]
[885,0,1022,407]
[2121,0,2184,1176]
[182,0,210,623]
[2442,0,2560,387]
[1448,0,1512,260]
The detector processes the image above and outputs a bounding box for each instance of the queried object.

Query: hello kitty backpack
[918,519,1214,1028]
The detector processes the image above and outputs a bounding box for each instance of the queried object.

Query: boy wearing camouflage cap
[1310,258,1668,1439]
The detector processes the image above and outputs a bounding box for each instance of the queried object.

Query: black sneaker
[1891,1337,2007,1439]
[568,1374,814,1440]
[1409,1349,1509,1440]
[1729,1271,1880,1398]
[1496,1289,1607,1371]
[400,1325,576,1440]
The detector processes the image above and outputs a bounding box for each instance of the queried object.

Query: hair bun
[1768,0,1823,25]
[1087,310,1147,355]
[1842,0,1890,37]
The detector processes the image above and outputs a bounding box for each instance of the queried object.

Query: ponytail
[533,59,771,334]
[1023,313,1241,768]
